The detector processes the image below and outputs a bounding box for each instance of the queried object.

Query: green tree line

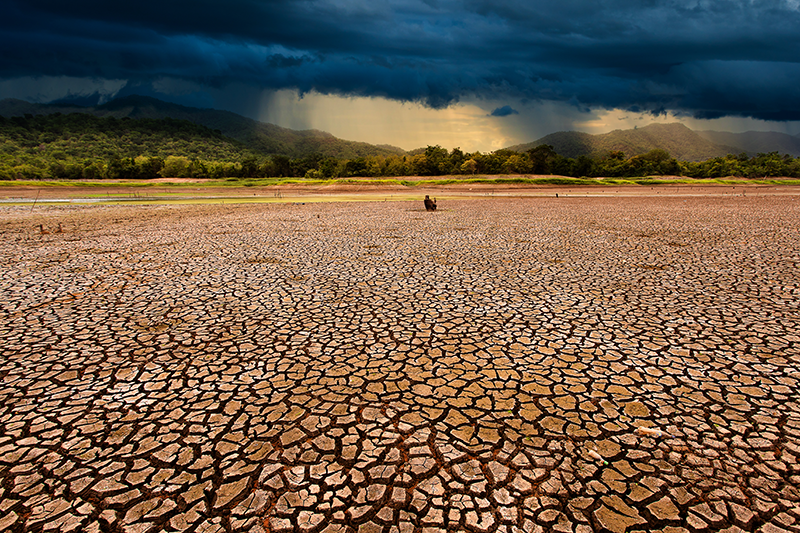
[0,113,257,180]
[2,114,799,180]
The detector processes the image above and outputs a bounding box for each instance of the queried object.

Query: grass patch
[404,176,598,186]
[623,177,800,186]
[3,176,799,190]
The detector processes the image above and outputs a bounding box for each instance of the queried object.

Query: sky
[2,0,800,152]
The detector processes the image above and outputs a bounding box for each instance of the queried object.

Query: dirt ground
[1,192,799,532]
[2,179,798,205]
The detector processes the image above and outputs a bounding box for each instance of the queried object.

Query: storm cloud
[490,106,519,117]
[2,0,800,121]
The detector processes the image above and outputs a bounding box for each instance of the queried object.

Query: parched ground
[0,193,799,533]
[2,180,798,204]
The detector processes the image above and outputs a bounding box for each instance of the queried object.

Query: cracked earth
[1,195,799,533]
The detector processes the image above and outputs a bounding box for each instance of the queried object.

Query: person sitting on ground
[424,195,437,211]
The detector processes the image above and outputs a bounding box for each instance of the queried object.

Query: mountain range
[506,123,800,161]
[2,95,799,161]
[694,130,800,157]
[0,96,404,160]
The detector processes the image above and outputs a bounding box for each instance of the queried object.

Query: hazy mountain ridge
[507,123,800,160]
[695,130,800,157]
[507,123,742,161]
[0,96,405,159]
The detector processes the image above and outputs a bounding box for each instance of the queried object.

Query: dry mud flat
[1,195,799,533]
[2,182,798,205]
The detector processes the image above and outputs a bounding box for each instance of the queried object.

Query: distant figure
[424,195,437,211]
[38,224,49,235]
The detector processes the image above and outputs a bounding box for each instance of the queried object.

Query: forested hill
[0,96,405,159]
[0,112,261,179]
[506,123,743,161]
[695,130,800,157]
[0,112,253,159]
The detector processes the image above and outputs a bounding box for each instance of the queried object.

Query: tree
[383,155,408,176]
[241,156,259,178]
[318,158,340,178]
[572,155,595,177]
[629,149,679,176]
[502,154,531,174]
[271,155,292,177]
[461,159,478,175]
[424,145,451,175]
[596,150,629,177]
[108,155,138,179]
[344,157,368,177]
[473,152,504,174]
[161,156,192,178]
[135,156,164,179]
[305,169,323,179]
[526,145,557,174]
[410,153,430,176]
[449,148,467,173]
[82,160,106,180]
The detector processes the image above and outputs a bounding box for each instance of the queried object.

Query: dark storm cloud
[490,105,519,117]
[2,0,800,120]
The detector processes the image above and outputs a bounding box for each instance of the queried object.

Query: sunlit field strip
[3,177,800,189]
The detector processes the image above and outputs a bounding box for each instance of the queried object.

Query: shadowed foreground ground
[1,195,799,533]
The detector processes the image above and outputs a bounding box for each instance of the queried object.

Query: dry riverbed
[2,180,798,207]
[1,192,799,532]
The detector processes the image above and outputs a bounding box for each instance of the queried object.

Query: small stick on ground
[30,190,40,212]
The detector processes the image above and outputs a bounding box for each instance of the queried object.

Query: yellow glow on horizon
[256,89,800,153]
[577,108,800,136]
[257,90,517,152]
